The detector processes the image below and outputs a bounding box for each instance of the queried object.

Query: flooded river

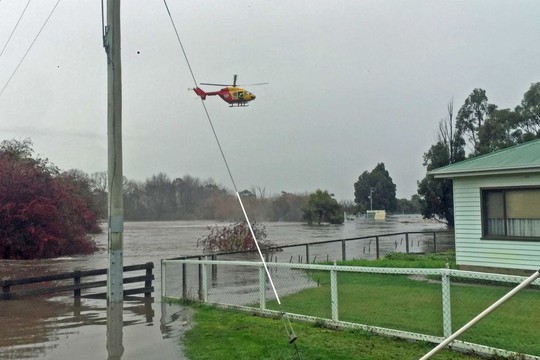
[0,215,449,359]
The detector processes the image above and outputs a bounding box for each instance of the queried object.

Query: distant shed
[430,139,540,272]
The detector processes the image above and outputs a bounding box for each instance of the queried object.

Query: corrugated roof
[429,139,540,178]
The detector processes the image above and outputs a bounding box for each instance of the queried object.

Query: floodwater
[0,215,449,359]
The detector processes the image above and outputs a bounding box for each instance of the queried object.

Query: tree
[477,108,521,155]
[195,180,233,219]
[196,220,276,254]
[339,200,357,215]
[144,173,177,220]
[172,175,232,220]
[89,171,108,217]
[239,189,255,198]
[419,86,540,226]
[0,139,99,259]
[174,175,202,218]
[515,82,540,139]
[354,163,397,213]
[396,195,423,214]
[270,191,307,221]
[302,189,343,225]
[417,100,465,227]
[456,88,496,155]
[457,84,540,156]
[59,169,106,222]
[123,178,146,220]
[417,142,456,227]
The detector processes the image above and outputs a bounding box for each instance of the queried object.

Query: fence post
[2,280,10,300]
[305,244,310,264]
[145,262,153,298]
[433,232,437,253]
[259,265,266,310]
[211,254,217,284]
[441,266,452,338]
[201,258,208,303]
[182,262,187,299]
[405,233,410,253]
[341,240,346,261]
[198,256,203,301]
[330,264,339,322]
[73,270,81,297]
[375,236,380,259]
[161,260,166,298]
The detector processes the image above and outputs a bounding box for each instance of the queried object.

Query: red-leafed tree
[0,139,100,259]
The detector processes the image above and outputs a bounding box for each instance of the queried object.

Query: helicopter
[193,75,267,107]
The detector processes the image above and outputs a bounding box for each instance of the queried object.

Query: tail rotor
[192,87,207,100]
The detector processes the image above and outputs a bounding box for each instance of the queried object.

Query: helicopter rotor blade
[200,82,229,87]
[199,77,268,87]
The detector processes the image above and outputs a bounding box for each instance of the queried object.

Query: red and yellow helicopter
[193,75,267,107]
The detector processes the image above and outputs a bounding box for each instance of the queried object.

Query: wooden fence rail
[1,262,154,300]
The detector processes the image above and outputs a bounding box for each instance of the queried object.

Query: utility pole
[105,0,123,303]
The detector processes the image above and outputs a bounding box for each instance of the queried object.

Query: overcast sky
[1,0,539,201]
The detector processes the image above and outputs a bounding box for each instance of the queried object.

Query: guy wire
[162,1,300,355]
[162,0,237,191]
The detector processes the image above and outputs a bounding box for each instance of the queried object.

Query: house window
[482,188,540,239]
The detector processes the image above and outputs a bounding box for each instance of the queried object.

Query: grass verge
[183,305,488,360]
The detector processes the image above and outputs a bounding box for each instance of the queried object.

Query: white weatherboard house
[430,139,540,273]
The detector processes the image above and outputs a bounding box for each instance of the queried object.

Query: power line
[0,0,32,59]
[0,0,61,98]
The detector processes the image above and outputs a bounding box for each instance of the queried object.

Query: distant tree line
[90,170,419,223]
[418,82,540,227]
[85,172,326,222]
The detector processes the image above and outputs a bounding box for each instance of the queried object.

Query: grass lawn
[183,305,488,360]
[180,252,540,358]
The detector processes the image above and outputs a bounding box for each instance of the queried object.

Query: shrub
[0,139,100,259]
[197,220,277,254]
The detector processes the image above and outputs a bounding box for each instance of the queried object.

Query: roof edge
[432,166,540,178]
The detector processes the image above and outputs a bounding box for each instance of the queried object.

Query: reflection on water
[160,302,194,340]
[107,302,124,360]
[0,216,449,359]
[0,296,156,358]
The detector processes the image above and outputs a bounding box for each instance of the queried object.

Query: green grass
[271,252,456,334]
[181,252,540,358]
[450,284,539,353]
[339,251,458,268]
[183,305,487,360]
[278,271,445,334]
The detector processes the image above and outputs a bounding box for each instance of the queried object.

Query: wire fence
[170,230,454,265]
[162,258,540,359]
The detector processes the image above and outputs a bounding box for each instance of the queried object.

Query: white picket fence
[162,258,540,359]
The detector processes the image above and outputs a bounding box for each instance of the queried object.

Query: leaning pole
[105,0,123,303]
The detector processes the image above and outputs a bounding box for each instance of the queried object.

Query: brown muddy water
[0,215,449,359]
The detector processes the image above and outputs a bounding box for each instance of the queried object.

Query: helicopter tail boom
[193,87,207,100]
